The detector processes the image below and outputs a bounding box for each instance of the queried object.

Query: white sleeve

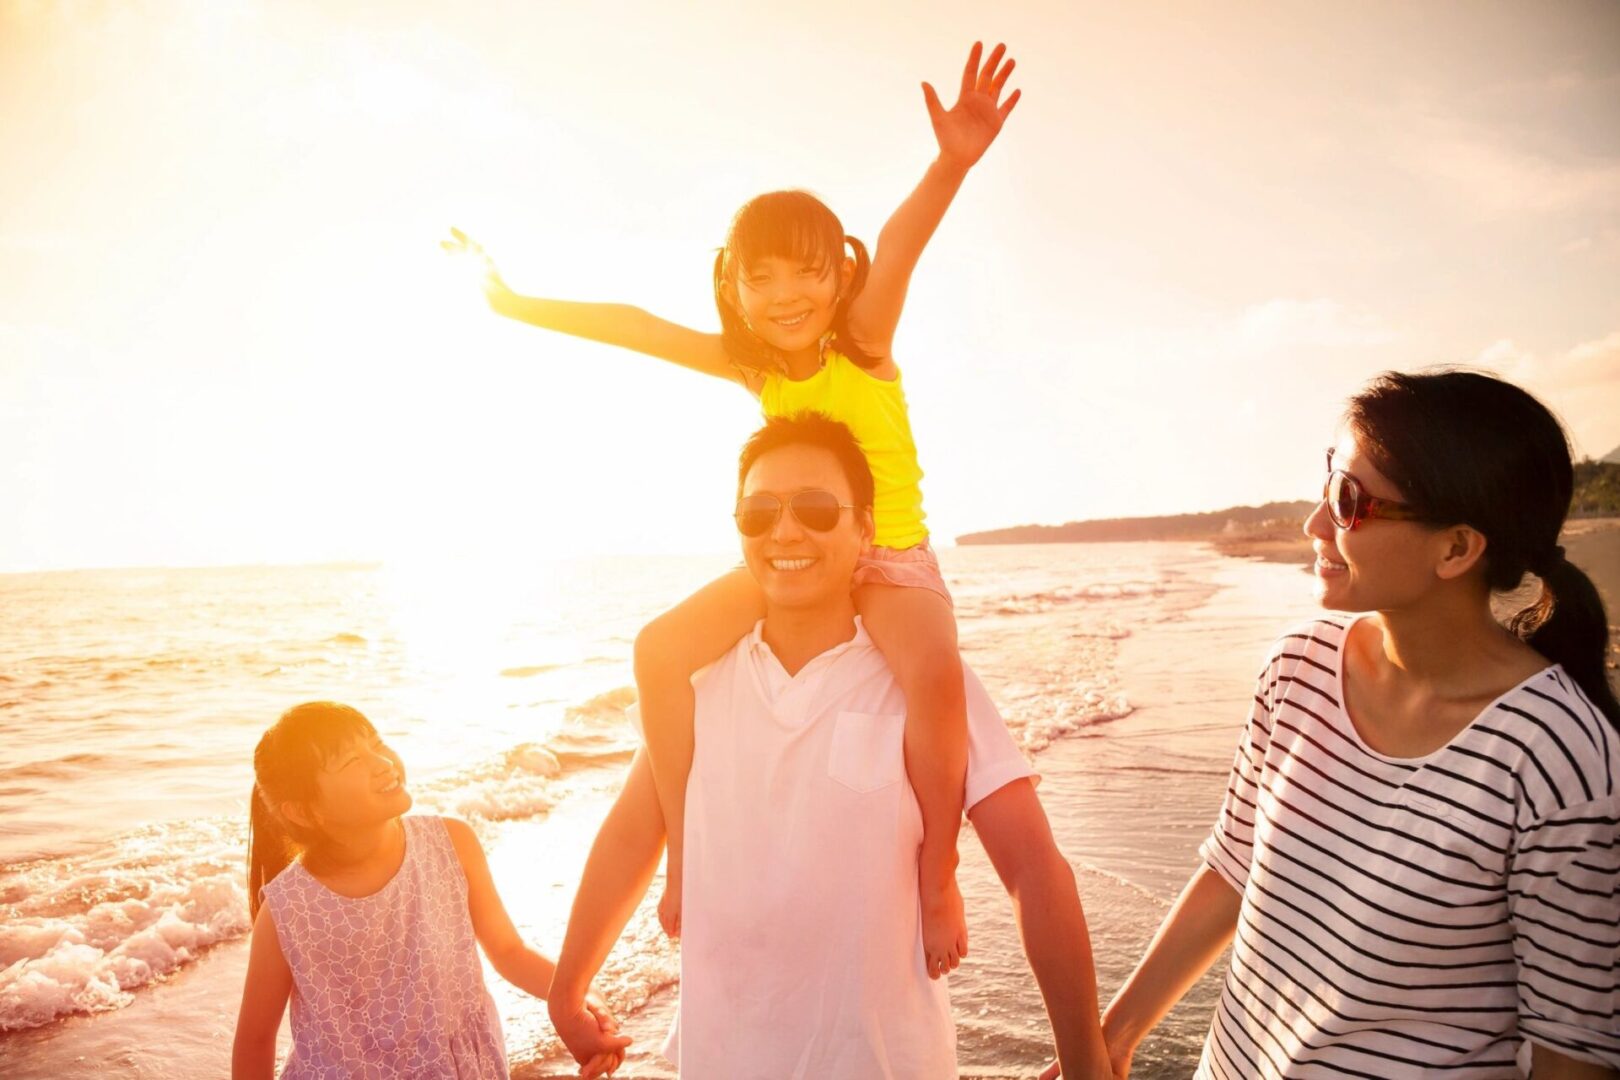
[962,663,1037,811]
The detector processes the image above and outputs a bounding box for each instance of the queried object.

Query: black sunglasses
[734,490,855,537]
[1323,448,1423,530]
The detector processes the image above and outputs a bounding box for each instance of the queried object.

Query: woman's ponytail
[1513,553,1620,726]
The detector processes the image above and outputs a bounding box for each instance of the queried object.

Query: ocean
[0,543,1318,1077]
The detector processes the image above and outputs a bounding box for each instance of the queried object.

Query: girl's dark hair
[1347,369,1619,726]
[247,701,377,918]
[712,190,878,374]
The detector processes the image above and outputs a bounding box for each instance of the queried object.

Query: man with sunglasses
[546,413,1112,1079]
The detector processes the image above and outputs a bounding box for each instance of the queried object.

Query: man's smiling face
[738,443,873,613]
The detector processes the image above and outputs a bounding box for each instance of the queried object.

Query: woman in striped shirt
[1103,371,1619,1078]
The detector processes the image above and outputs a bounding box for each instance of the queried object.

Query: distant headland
[957,458,1620,568]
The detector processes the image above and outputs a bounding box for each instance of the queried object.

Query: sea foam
[0,832,250,1031]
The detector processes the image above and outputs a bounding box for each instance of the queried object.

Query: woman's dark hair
[712,190,878,374]
[247,701,377,918]
[1347,369,1618,725]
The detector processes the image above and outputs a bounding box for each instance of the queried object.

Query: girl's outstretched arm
[443,229,740,384]
[444,817,631,1077]
[846,42,1021,358]
[231,905,292,1080]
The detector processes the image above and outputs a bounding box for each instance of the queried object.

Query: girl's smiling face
[728,252,853,356]
[304,731,412,829]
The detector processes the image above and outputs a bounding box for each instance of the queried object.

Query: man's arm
[969,778,1112,1080]
[548,748,668,1067]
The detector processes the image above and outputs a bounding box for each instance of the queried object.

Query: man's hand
[550,996,632,1078]
[921,42,1021,171]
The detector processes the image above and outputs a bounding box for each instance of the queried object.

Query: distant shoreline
[1211,518,1620,679]
[959,462,1620,550]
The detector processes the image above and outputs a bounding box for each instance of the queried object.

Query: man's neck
[761,598,860,677]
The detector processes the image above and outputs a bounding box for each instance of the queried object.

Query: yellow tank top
[758,348,928,550]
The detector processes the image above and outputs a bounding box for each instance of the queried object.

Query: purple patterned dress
[261,815,509,1079]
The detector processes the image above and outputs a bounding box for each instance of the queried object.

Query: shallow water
[0,544,1317,1076]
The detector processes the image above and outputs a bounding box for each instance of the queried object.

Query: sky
[3,0,1619,571]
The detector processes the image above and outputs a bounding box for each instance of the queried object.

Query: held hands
[440,227,513,309]
[1040,1052,1125,1080]
[921,42,1021,171]
[550,992,632,1079]
[1039,1015,1133,1080]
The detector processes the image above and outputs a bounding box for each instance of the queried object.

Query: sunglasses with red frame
[1323,448,1425,530]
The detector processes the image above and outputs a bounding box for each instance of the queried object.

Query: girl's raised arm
[231,905,293,1080]
[444,229,740,385]
[847,43,1020,359]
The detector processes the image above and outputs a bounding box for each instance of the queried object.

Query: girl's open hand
[922,42,1021,170]
[441,226,512,306]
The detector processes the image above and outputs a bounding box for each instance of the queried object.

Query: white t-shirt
[1198,616,1620,1077]
[664,617,1036,1079]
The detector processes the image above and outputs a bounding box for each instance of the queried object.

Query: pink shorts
[851,541,953,606]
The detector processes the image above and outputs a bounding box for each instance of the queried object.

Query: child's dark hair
[737,411,875,512]
[713,190,879,374]
[1347,369,1619,726]
[247,701,378,918]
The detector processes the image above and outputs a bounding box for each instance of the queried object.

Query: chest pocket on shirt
[828,711,906,793]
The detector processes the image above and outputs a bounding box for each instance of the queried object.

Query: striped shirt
[1197,616,1620,1078]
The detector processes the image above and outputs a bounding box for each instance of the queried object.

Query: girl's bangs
[260,702,379,795]
[302,710,378,766]
[727,193,844,274]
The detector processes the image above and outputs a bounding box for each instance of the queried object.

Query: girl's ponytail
[1512,553,1620,726]
[247,782,292,919]
[828,235,881,371]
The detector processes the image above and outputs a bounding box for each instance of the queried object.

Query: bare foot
[920,874,967,979]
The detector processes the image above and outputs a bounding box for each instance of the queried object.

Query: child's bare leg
[633,566,766,937]
[856,583,968,980]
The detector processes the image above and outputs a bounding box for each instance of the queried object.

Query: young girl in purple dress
[231,702,627,1079]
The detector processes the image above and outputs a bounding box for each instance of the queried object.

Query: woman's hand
[921,42,1021,171]
[1100,1003,1140,1080]
[441,226,513,308]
